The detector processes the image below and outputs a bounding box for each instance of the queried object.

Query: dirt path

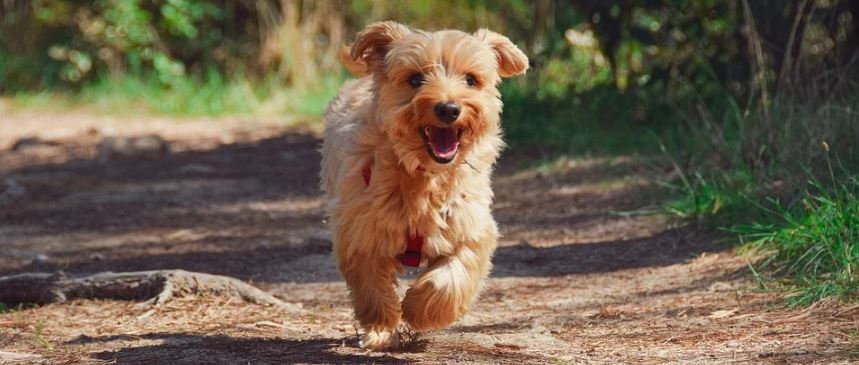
[0,110,857,364]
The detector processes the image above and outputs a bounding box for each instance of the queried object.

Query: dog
[320,21,528,350]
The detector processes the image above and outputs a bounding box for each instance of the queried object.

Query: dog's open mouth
[419,126,463,164]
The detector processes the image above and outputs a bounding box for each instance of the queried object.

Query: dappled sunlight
[212,197,323,216]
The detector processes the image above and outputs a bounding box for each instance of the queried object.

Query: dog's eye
[465,74,478,87]
[407,73,424,88]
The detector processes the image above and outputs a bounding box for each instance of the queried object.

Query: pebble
[32,253,50,264]
[96,135,171,163]
[0,178,27,202]
[177,163,215,174]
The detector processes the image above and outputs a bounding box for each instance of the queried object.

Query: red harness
[362,165,424,267]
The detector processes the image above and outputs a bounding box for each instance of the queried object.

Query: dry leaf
[709,309,738,319]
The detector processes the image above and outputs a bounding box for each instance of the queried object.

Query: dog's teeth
[424,127,431,135]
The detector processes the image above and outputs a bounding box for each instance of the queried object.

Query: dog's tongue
[427,126,459,159]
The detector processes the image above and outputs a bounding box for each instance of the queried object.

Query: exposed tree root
[0,270,303,312]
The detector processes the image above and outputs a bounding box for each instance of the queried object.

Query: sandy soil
[0,108,857,364]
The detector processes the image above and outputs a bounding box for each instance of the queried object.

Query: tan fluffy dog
[320,21,528,350]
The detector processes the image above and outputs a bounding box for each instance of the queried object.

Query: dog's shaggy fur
[320,21,528,350]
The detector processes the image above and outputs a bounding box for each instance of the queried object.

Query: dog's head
[347,21,528,171]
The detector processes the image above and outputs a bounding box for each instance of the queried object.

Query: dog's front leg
[401,239,494,331]
[339,253,401,350]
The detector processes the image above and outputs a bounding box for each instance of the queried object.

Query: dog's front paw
[359,330,399,351]
[401,280,461,331]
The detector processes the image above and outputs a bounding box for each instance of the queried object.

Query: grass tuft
[732,175,859,306]
[660,169,756,225]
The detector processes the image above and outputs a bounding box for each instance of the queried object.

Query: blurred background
[1,1,858,302]
[1,1,857,153]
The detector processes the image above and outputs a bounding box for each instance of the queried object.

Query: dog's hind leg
[401,238,495,331]
[338,253,401,350]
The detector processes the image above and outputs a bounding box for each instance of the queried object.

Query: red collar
[362,165,424,267]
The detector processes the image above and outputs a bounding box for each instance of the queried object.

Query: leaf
[708,309,737,319]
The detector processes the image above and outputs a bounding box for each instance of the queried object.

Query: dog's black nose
[433,102,461,124]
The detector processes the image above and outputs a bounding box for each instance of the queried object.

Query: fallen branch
[0,270,303,312]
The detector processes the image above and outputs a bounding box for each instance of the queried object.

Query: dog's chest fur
[368,151,496,258]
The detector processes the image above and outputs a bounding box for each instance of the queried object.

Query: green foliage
[661,70,859,304]
[662,170,756,224]
[500,82,665,155]
[6,0,226,86]
[733,174,859,306]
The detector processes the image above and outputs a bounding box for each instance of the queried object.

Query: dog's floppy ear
[474,29,529,77]
[347,21,411,76]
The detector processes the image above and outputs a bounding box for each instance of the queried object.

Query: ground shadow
[2,224,722,284]
[2,236,336,282]
[1,132,322,235]
[71,332,407,365]
[0,132,329,280]
[492,227,724,278]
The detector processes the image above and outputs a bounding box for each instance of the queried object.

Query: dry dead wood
[0,270,303,312]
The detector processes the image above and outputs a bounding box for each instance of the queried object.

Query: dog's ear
[348,21,411,75]
[474,29,529,78]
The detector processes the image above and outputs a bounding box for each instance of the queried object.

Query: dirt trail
[0,110,856,364]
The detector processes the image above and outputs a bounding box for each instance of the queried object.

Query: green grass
[660,169,757,224]
[9,72,344,117]
[732,175,859,306]
[0,302,32,313]
[655,72,859,306]
[32,318,53,350]
[851,328,859,354]
[663,152,859,305]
